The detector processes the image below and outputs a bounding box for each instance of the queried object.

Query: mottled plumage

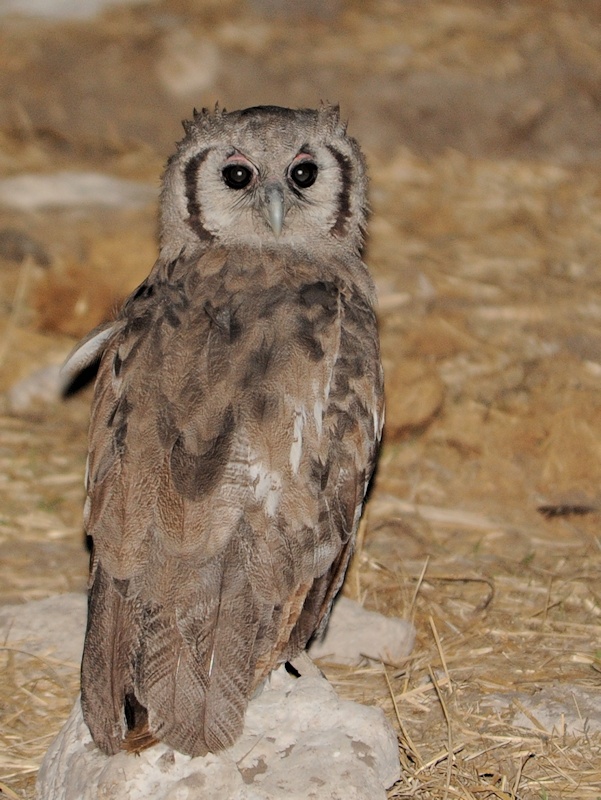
[67,105,384,757]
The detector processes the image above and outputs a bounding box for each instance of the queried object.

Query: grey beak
[264,183,285,237]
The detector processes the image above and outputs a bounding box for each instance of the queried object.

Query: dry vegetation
[1,1,601,798]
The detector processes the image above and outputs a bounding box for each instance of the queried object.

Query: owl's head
[159,105,367,260]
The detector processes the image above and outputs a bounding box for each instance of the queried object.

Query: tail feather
[135,597,212,755]
[131,542,262,756]
[82,528,329,758]
[81,561,139,755]
[201,577,258,752]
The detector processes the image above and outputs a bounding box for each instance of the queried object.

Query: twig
[428,665,454,800]
[409,556,429,618]
[382,664,424,769]
[429,616,452,693]
[511,751,534,798]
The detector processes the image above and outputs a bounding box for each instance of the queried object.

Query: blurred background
[1,1,601,798]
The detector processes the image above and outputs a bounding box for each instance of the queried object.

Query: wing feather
[80,246,383,756]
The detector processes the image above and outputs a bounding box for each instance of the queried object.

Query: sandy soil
[1,1,600,797]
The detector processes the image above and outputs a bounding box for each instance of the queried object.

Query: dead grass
[1,1,601,798]
[0,649,79,799]
[312,489,600,799]
[350,502,601,800]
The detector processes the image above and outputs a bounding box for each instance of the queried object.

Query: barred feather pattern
[78,242,382,756]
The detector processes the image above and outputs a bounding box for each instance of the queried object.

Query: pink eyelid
[291,153,315,166]
[223,154,256,170]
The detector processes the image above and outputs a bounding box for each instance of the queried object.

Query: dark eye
[290,161,318,189]
[222,163,253,189]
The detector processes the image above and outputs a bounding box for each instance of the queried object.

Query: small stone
[309,596,415,666]
[483,686,601,736]
[7,364,64,414]
[0,0,148,20]
[0,594,87,670]
[0,172,155,212]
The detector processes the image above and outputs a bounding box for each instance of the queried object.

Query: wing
[80,246,383,757]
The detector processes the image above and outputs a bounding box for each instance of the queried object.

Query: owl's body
[69,106,383,757]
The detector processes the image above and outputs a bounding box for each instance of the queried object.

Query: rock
[0,593,403,798]
[0,0,149,20]
[0,172,155,212]
[482,686,601,736]
[0,328,71,395]
[7,364,65,413]
[37,663,401,800]
[0,593,87,670]
[309,596,415,666]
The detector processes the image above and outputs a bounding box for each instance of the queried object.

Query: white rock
[0,593,403,798]
[37,665,400,800]
[309,595,415,666]
[0,593,87,669]
[482,686,601,736]
[7,364,64,413]
[0,0,150,20]
[0,172,155,211]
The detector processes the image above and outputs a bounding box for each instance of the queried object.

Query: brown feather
[78,244,382,757]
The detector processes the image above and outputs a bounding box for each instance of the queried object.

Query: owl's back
[80,243,383,756]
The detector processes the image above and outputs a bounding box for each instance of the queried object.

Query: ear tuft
[318,102,345,135]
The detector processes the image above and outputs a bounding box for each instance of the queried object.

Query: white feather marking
[313,363,335,439]
[313,398,324,437]
[249,459,282,517]
[83,496,91,527]
[290,407,306,473]
[311,379,324,437]
[374,405,383,439]
[60,322,121,383]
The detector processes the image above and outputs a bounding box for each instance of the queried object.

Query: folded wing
[79,247,383,756]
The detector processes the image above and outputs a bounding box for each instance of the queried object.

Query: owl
[65,104,384,757]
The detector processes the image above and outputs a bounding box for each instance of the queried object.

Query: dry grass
[345,501,601,800]
[0,649,79,798]
[1,1,601,798]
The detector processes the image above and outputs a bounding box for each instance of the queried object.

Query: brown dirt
[1,1,600,798]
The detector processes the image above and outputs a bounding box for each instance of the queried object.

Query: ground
[1,0,600,797]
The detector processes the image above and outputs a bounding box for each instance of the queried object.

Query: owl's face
[159,105,367,260]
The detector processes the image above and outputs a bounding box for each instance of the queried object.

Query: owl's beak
[264,183,285,237]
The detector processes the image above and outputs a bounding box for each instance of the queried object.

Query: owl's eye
[290,161,318,189]
[222,163,253,189]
